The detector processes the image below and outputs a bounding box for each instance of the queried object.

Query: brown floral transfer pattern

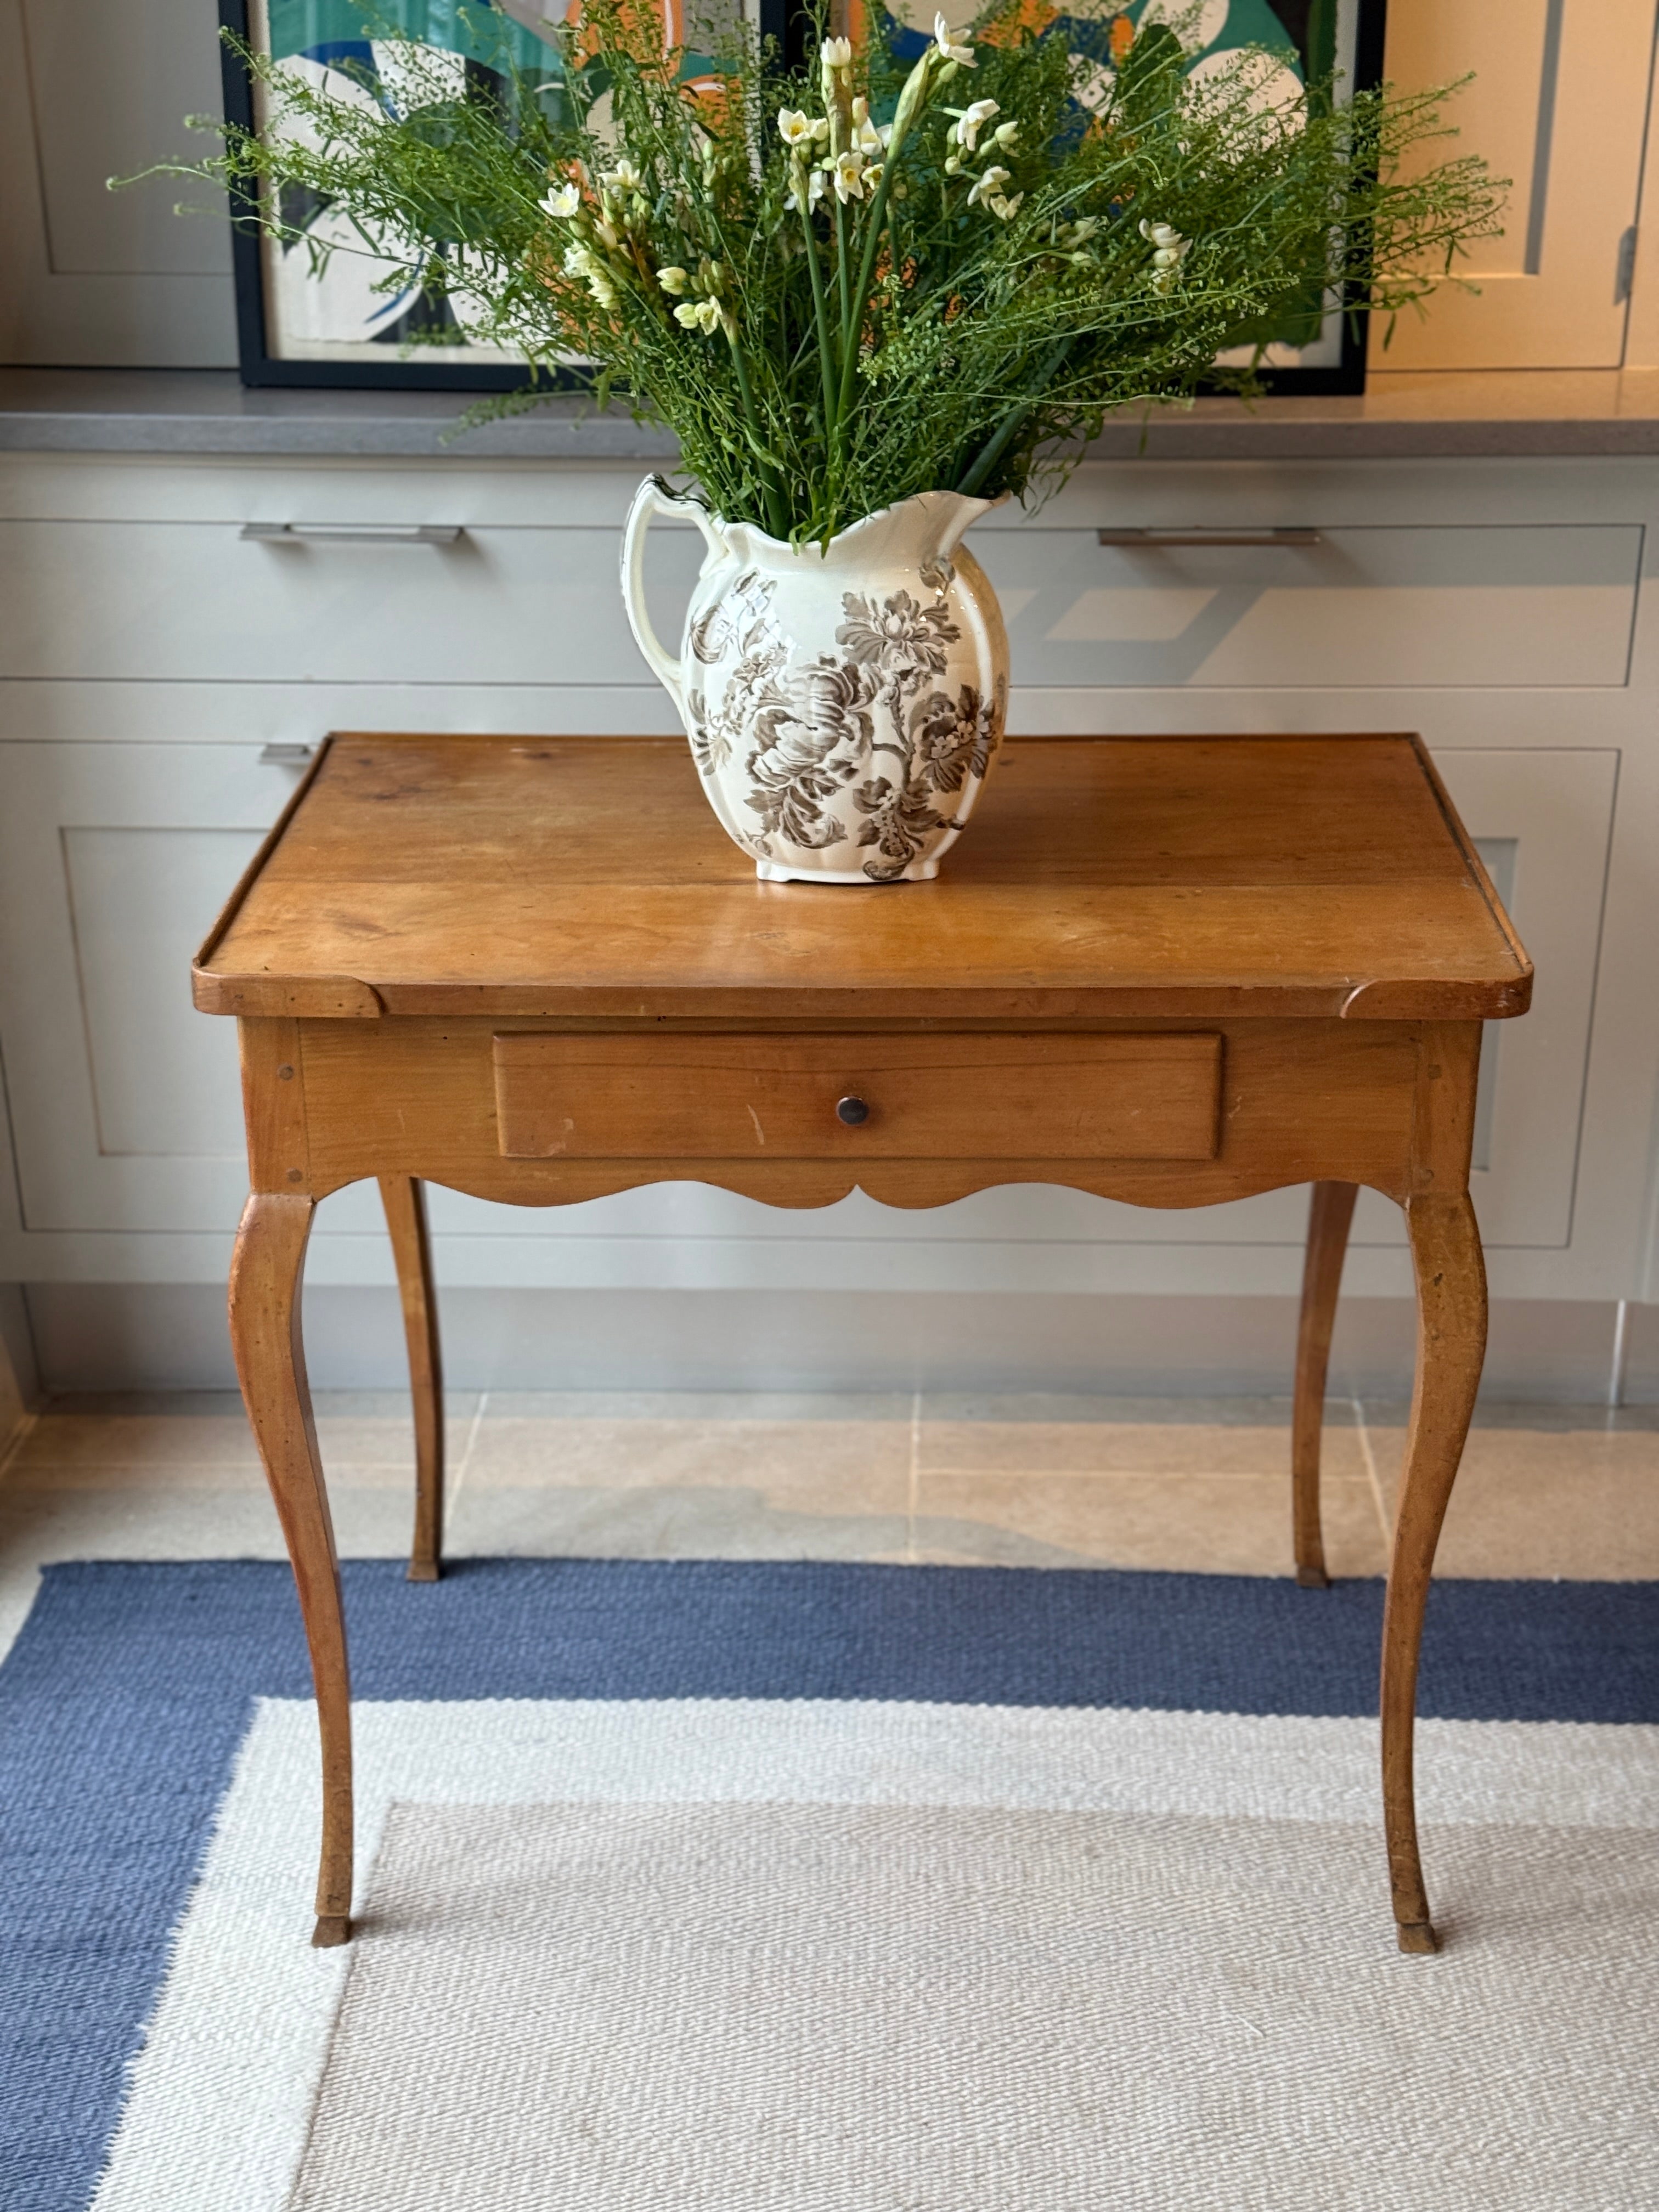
[686,577,1003,881]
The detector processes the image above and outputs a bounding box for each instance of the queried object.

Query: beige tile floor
[2,1386,1657,1657]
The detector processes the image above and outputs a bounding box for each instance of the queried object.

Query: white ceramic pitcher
[620,479,1009,883]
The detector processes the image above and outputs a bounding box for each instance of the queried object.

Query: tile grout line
[1352,1395,1393,1548]
[906,1390,922,1564]
[448,1391,491,1513]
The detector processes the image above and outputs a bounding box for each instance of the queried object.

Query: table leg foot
[406,1560,440,1584]
[312,1914,353,1948]
[1293,1181,1357,1587]
[1381,1191,1486,1956]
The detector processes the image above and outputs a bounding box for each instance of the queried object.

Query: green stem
[833,194,854,361]
[727,331,788,537]
[832,132,909,440]
[955,336,1075,499]
[799,200,838,454]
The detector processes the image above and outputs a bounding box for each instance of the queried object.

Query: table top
[193,733,1532,1025]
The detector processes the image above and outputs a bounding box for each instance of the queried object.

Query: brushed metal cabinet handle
[1096,527,1323,548]
[259,742,316,765]
[240,522,465,545]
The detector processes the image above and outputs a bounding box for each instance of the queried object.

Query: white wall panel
[0,0,236,365]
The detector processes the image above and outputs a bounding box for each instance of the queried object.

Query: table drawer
[493,1033,1223,1162]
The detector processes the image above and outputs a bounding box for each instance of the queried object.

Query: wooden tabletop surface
[194,733,1532,1024]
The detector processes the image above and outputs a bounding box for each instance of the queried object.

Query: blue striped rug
[2,1560,1656,2211]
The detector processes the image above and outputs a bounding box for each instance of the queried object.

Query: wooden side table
[194,732,1531,1954]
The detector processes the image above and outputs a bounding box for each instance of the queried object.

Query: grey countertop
[7,365,1659,461]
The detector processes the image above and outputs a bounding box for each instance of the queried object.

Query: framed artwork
[222,0,1384,392]
[219,0,780,389]
[877,0,1389,393]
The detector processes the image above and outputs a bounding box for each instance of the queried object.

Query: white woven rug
[94,1701,1659,2212]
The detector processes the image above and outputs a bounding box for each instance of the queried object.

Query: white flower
[828,148,868,203]
[777,108,815,147]
[592,216,620,251]
[1141,218,1190,283]
[562,242,617,309]
[851,95,888,153]
[539,181,581,219]
[1141,217,1191,293]
[785,167,828,213]
[820,35,852,69]
[1140,217,1189,259]
[992,118,1019,146]
[966,164,1010,208]
[600,159,642,193]
[988,189,1022,221]
[934,12,975,66]
[949,98,999,150]
[656,264,689,295]
[674,297,731,338]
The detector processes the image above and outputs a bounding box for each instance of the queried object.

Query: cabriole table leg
[228,1190,355,1948]
[379,1175,445,1582]
[1292,1180,1358,1589]
[1380,1190,1487,1954]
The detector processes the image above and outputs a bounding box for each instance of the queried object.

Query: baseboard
[16,1282,1644,1404]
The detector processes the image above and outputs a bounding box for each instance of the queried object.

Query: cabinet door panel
[1351,747,1616,1250]
[0,744,281,1232]
[63,827,258,1158]
[1373,0,1654,370]
[0,0,237,366]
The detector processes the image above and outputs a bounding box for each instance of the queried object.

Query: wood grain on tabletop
[194,735,1532,1022]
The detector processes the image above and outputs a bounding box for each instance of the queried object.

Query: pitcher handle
[620,478,727,718]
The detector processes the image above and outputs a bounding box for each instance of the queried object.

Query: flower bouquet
[161,2,1501,880]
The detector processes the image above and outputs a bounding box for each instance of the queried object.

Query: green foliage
[149,1,1503,539]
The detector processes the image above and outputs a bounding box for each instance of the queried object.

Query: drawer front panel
[1,512,1639,693]
[973,525,1643,689]
[0,521,706,685]
[493,1034,1223,1163]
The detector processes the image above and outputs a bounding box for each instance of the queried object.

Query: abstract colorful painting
[222,0,1381,390]
[883,0,1385,384]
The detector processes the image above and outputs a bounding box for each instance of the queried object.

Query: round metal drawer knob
[836,1094,871,1126]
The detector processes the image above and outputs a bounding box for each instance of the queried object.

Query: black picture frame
[220,0,574,390]
[1245,0,1389,395]
[221,0,1383,394]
